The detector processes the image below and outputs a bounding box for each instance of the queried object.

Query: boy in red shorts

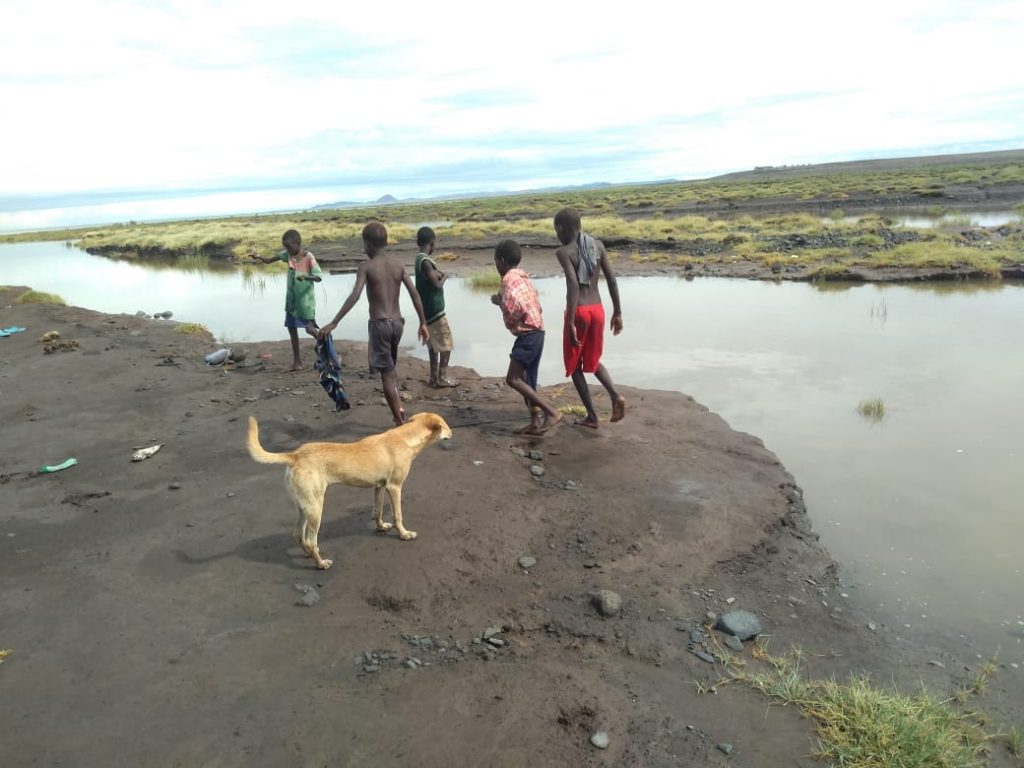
[554,207,625,428]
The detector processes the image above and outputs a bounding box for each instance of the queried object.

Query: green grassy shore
[4,152,1023,279]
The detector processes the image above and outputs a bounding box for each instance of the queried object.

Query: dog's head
[409,411,453,442]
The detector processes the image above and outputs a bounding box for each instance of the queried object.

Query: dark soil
[1,288,1020,766]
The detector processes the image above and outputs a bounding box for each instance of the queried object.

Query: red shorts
[563,303,605,376]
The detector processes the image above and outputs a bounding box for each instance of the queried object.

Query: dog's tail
[246,416,297,465]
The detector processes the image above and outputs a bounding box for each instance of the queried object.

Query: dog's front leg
[387,483,417,540]
[373,484,392,533]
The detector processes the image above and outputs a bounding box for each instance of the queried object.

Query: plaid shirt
[499,268,544,335]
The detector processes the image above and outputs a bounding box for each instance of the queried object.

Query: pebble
[518,555,537,570]
[561,480,577,490]
[486,637,505,648]
[168,482,182,490]
[867,622,878,632]
[510,447,526,457]
[689,629,706,645]
[226,492,236,498]
[693,649,717,664]
[723,635,744,653]
[717,743,734,756]
[725,597,736,605]
[293,583,320,607]
[928,660,945,668]
[706,611,717,623]
[716,610,763,641]
[483,626,502,640]
[591,589,622,617]
[529,465,545,477]
[362,664,380,674]
[528,450,543,461]
[590,731,609,749]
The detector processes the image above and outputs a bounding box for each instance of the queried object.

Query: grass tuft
[735,647,992,768]
[468,272,501,291]
[1007,725,1023,760]
[174,322,209,336]
[16,290,65,305]
[857,397,886,422]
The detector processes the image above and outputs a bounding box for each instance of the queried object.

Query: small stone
[787,595,806,607]
[717,742,733,755]
[226,492,236,498]
[486,637,505,648]
[591,589,622,617]
[689,629,706,645]
[510,447,526,457]
[483,626,502,640]
[561,480,577,490]
[928,660,945,668]
[527,450,543,461]
[723,635,744,653]
[518,555,537,570]
[725,597,736,605]
[362,664,380,673]
[168,482,182,490]
[693,649,716,664]
[867,622,878,632]
[706,611,718,623]
[529,464,545,477]
[293,583,320,607]
[716,610,763,641]
[590,731,609,749]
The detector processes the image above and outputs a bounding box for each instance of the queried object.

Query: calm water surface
[3,242,1023,656]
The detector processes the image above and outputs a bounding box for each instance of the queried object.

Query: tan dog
[247,412,452,569]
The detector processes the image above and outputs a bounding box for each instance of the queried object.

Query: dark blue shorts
[510,330,545,391]
[284,313,314,330]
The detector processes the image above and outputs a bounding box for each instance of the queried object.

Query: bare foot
[610,395,626,423]
[574,416,599,429]
[516,423,546,435]
[431,378,458,388]
[286,362,303,372]
[545,411,563,430]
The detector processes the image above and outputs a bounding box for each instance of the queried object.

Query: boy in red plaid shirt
[490,240,562,435]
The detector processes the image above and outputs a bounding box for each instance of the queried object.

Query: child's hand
[610,313,623,335]
[490,293,500,306]
[570,328,581,346]
[418,323,430,345]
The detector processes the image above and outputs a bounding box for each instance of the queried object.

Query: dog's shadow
[173,502,387,571]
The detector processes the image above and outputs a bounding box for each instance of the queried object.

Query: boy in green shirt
[413,226,457,387]
[252,229,326,371]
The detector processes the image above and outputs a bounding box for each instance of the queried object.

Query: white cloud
[1,0,1021,218]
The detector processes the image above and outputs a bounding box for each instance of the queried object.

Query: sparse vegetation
[731,646,992,768]
[857,397,886,422]
[1007,725,1023,761]
[16,290,65,305]
[467,272,501,291]
[174,322,209,336]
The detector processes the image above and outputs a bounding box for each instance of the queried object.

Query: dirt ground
[1,287,1020,767]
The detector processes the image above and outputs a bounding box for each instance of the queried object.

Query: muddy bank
[0,288,1018,766]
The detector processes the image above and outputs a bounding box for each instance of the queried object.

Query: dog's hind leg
[373,484,393,533]
[294,479,332,569]
[386,483,417,540]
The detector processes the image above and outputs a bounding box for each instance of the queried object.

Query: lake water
[3,242,1023,656]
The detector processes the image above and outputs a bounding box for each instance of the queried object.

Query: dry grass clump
[857,397,886,422]
[16,290,65,305]
[174,322,209,336]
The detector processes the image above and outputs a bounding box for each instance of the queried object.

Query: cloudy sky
[2,0,1022,228]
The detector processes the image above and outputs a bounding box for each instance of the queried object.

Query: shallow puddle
[3,241,1023,656]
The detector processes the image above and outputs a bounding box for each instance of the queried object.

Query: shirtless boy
[319,222,429,425]
[554,207,625,428]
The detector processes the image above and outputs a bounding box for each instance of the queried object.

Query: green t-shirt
[278,249,323,321]
[415,252,446,324]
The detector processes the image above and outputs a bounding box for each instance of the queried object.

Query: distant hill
[376,194,398,204]
[711,148,1024,182]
